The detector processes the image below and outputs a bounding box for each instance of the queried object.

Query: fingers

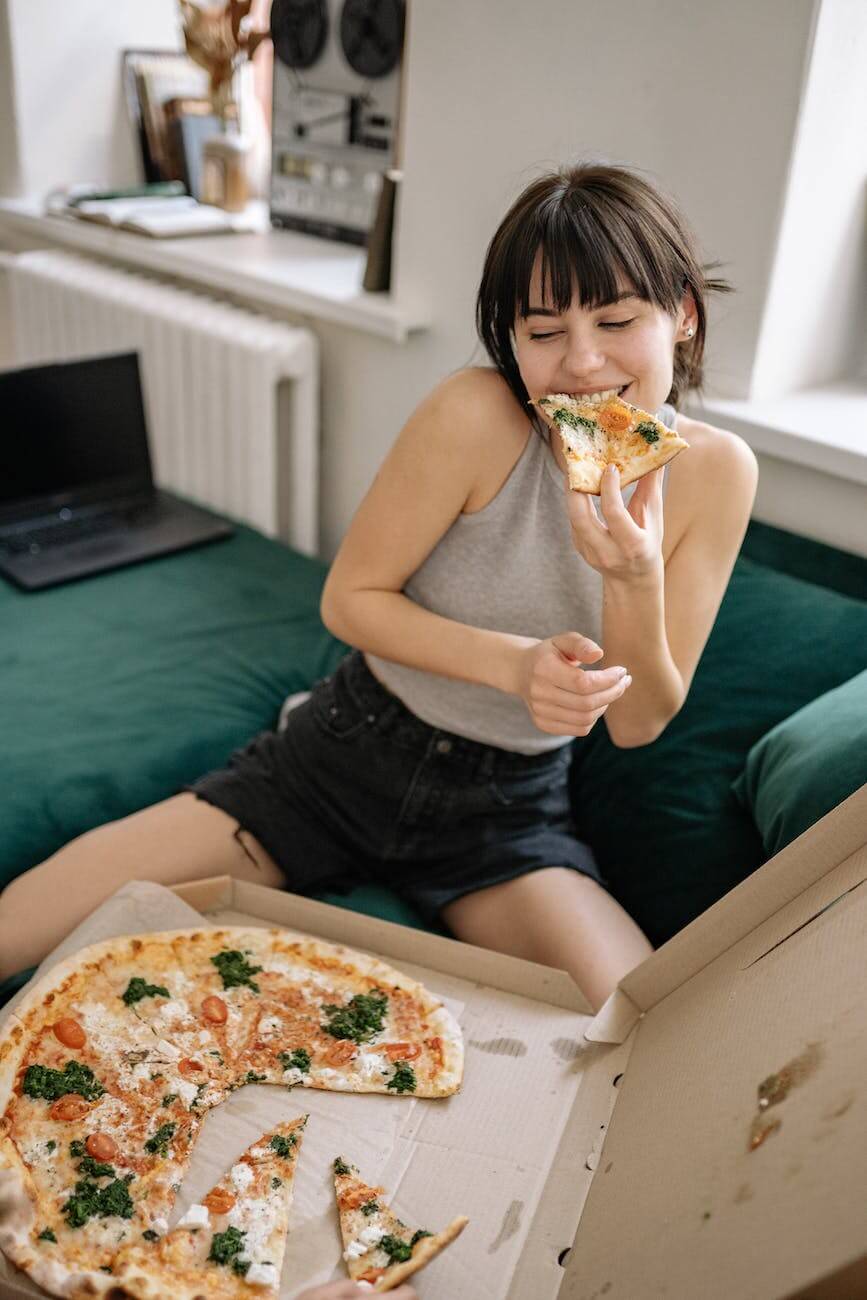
[531,674,632,734]
[550,631,603,665]
[532,665,626,707]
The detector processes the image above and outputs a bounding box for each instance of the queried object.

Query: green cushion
[568,556,867,948]
[0,526,346,890]
[731,670,867,856]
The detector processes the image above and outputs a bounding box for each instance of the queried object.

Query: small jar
[201,133,250,212]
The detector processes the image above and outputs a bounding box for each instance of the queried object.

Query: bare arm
[576,427,758,747]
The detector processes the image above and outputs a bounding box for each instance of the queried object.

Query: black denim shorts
[188,650,604,923]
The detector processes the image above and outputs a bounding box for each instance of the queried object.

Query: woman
[0,163,757,1008]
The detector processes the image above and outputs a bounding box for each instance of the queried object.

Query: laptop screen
[0,352,154,523]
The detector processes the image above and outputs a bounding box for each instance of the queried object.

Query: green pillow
[568,556,867,948]
[732,671,867,856]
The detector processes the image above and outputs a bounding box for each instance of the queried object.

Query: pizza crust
[373,1217,469,1293]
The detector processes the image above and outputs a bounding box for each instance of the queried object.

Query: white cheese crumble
[258,1016,283,1036]
[177,1203,210,1228]
[356,1051,388,1080]
[174,1077,200,1108]
[343,1239,368,1260]
[150,1217,168,1235]
[231,1162,254,1192]
[281,1066,306,1086]
[245,1262,279,1287]
[359,1225,385,1247]
[154,1037,182,1060]
[156,999,190,1021]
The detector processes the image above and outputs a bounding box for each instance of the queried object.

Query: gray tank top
[367,403,677,754]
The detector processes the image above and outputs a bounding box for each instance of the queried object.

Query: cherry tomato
[381,1042,422,1061]
[85,1133,118,1161]
[52,1019,86,1049]
[49,1096,90,1122]
[178,1058,204,1077]
[203,1187,236,1215]
[201,996,228,1024]
[324,1040,356,1066]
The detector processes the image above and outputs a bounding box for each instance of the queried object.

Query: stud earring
[685,326,694,339]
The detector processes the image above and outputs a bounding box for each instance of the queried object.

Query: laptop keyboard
[2,511,135,555]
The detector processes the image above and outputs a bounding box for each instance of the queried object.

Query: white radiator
[2,249,319,554]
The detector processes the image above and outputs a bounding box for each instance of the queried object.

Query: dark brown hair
[475,162,732,420]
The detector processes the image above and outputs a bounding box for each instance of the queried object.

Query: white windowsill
[688,384,867,485]
[0,197,427,344]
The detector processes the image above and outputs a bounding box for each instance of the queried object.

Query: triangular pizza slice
[332,1155,468,1292]
[534,389,690,493]
[109,1116,307,1298]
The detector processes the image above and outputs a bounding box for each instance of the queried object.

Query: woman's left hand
[565,464,664,582]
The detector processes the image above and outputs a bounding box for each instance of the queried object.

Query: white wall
[2,0,179,197]
[750,0,867,395]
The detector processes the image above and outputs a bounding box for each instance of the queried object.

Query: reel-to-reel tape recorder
[269,0,406,245]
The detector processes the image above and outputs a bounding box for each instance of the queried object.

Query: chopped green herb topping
[410,1229,432,1247]
[271,1176,282,1189]
[208,1225,246,1268]
[142,1229,159,1241]
[380,1234,413,1263]
[269,1133,297,1158]
[321,991,388,1044]
[161,1093,178,1107]
[279,1048,311,1073]
[551,407,598,435]
[245,1070,267,1084]
[144,1123,176,1157]
[37,1228,56,1243]
[45,1140,56,1154]
[100,1266,113,1274]
[121,977,170,1006]
[635,420,660,444]
[63,1175,134,1228]
[387,1062,417,1094]
[77,1156,116,1180]
[23,1062,105,1103]
[210,949,262,992]
[361,1200,380,1216]
[69,1140,86,1158]
[232,1258,251,1277]
[333,1157,351,1176]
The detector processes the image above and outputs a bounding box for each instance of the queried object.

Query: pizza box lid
[1,787,864,1299]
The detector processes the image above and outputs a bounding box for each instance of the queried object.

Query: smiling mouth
[564,384,631,402]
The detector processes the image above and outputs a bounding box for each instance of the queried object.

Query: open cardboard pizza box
[1,785,865,1300]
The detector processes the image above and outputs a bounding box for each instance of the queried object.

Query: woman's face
[512,252,695,416]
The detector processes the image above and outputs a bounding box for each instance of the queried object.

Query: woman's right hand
[514,632,631,736]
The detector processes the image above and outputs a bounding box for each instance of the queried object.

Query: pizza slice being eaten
[332,1155,468,1292]
[534,389,690,493]
[108,1115,307,1299]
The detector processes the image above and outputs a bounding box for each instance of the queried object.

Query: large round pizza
[0,926,464,1298]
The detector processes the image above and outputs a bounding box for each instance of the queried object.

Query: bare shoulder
[663,414,758,557]
[418,366,526,440]
[673,413,758,475]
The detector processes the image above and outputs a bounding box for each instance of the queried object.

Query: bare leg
[0,794,284,981]
[442,867,653,1014]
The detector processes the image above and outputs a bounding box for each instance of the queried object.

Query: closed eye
[528,331,562,341]
[600,318,636,329]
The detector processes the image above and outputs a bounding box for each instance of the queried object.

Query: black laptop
[0,352,234,590]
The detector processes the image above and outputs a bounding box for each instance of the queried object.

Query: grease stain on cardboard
[747,1041,823,1152]
[487,1199,523,1253]
[468,1037,527,1057]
